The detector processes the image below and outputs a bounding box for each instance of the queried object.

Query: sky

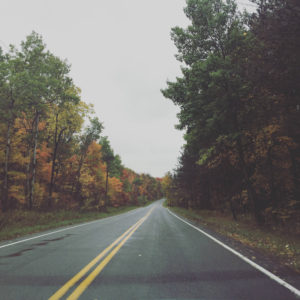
[0,0,256,178]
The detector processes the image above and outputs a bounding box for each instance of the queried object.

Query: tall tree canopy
[162,0,300,225]
[0,32,163,211]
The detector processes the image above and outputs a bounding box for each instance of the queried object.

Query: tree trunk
[24,147,31,205]
[236,136,263,224]
[2,120,12,212]
[29,111,39,210]
[74,153,85,206]
[231,101,263,224]
[104,165,109,209]
[48,154,57,208]
[267,147,276,206]
[230,198,238,221]
[289,148,300,205]
[48,114,58,208]
[2,91,15,212]
[48,114,65,208]
[71,154,83,195]
[207,179,211,209]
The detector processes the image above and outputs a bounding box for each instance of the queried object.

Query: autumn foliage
[0,32,163,212]
[162,0,300,227]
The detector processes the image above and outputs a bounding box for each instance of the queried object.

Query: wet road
[0,200,299,299]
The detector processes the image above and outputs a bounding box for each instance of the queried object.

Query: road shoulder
[167,205,300,293]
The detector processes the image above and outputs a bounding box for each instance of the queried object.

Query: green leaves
[162,0,300,226]
[197,146,215,166]
[171,0,239,65]
[0,32,164,211]
[99,136,114,165]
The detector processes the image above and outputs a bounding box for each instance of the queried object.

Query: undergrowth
[0,205,142,242]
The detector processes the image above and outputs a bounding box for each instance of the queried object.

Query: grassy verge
[167,205,300,273]
[0,205,144,242]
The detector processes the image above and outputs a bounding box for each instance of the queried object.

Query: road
[0,200,299,299]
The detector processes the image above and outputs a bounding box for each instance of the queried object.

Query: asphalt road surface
[0,200,299,299]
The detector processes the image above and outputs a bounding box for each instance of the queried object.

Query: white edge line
[0,220,99,250]
[0,205,148,250]
[167,208,300,298]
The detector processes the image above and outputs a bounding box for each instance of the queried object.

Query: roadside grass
[0,204,144,242]
[167,205,300,273]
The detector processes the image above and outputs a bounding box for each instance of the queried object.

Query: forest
[162,0,300,227]
[0,33,163,212]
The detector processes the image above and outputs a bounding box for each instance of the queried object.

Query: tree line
[0,32,163,212]
[162,0,299,225]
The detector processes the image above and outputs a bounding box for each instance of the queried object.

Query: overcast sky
[1,0,256,178]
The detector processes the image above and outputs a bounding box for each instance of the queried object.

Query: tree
[162,0,251,213]
[47,95,86,208]
[79,142,106,207]
[73,117,103,206]
[249,0,300,219]
[110,154,123,179]
[99,136,115,208]
[0,32,163,213]
[162,0,300,225]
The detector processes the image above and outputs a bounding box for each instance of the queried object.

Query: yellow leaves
[276,135,295,146]
[9,184,26,204]
[250,124,281,160]
[32,182,47,208]
[264,124,280,136]
[38,121,47,131]
[46,101,90,140]
[108,177,123,204]
[37,143,51,161]
[79,142,106,203]
[287,200,299,207]
[8,170,26,181]
[265,207,273,213]
[109,177,123,194]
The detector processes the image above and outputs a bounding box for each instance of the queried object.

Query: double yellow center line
[49,207,154,300]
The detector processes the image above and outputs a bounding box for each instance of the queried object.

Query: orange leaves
[108,177,123,206]
[0,34,164,212]
[9,183,26,205]
[109,177,123,193]
[79,142,106,204]
[37,143,51,161]
[121,168,136,184]
[85,142,104,171]
[0,113,162,210]
[36,142,52,182]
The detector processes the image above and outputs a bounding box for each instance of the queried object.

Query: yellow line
[67,208,154,300]
[49,216,146,300]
